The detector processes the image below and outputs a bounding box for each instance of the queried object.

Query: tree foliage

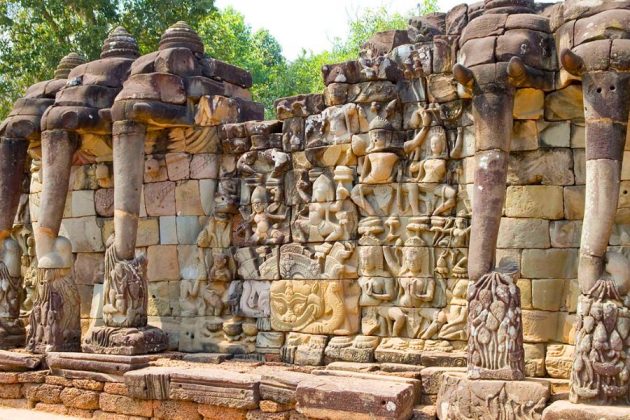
[0,0,214,118]
[0,1,438,120]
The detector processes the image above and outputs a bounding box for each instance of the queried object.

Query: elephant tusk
[560,48,585,78]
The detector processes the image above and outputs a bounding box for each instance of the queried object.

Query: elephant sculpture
[555,0,630,405]
[0,52,84,351]
[28,27,139,353]
[452,0,557,380]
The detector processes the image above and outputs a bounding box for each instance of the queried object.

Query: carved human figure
[351,117,400,215]
[452,0,556,379]
[555,0,630,405]
[239,186,286,245]
[0,238,25,348]
[358,245,396,306]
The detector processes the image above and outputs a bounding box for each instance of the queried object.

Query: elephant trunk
[35,130,76,261]
[468,88,514,282]
[112,120,146,260]
[578,72,630,292]
[0,138,28,239]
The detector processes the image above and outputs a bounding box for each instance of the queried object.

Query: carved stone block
[436,372,550,420]
[280,332,328,366]
[324,335,380,363]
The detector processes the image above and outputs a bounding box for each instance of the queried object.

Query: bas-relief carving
[270,280,360,335]
[0,238,25,348]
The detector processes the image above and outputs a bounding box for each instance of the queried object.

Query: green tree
[0,0,214,119]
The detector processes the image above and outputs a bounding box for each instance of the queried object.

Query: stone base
[436,372,550,420]
[47,351,159,382]
[0,349,44,371]
[542,400,630,420]
[82,325,168,355]
[0,318,25,349]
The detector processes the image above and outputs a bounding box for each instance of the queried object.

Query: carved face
[252,199,264,213]
[430,132,445,155]
[360,246,383,272]
[368,129,390,152]
[403,247,422,273]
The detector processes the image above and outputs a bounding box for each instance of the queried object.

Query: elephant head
[453,0,557,281]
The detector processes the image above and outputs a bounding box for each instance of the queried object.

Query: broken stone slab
[274,94,325,120]
[260,369,312,405]
[201,57,253,88]
[542,400,630,420]
[124,366,181,400]
[419,366,466,395]
[0,350,44,372]
[46,352,159,382]
[311,369,421,398]
[436,372,550,420]
[296,373,417,420]
[169,367,261,409]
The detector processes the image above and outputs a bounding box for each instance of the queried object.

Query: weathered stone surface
[521,249,578,279]
[59,386,100,409]
[296,375,416,420]
[497,218,550,248]
[436,373,550,420]
[99,393,154,417]
[542,400,630,420]
[169,368,261,409]
[505,186,564,219]
[0,351,44,372]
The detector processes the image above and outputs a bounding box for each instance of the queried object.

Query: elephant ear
[561,48,585,77]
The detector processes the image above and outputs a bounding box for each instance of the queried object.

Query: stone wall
[13,2,628,382]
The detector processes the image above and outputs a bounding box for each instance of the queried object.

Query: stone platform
[0,349,573,419]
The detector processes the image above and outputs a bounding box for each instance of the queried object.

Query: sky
[214,0,471,60]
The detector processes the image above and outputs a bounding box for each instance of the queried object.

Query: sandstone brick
[549,221,582,248]
[35,402,68,415]
[544,84,584,121]
[176,216,204,244]
[137,218,160,247]
[60,387,100,410]
[159,216,178,245]
[511,120,539,151]
[564,279,579,312]
[166,153,191,181]
[74,252,105,285]
[555,312,576,344]
[198,404,247,420]
[521,249,578,279]
[531,279,565,311]
[72,190,96,217]
[68,407,94,418]
[17,371,47,384]
[0,373,18,384]
[524,343,546,377]
[496,248,521,277]
[59,216,105,252]
[505,186,564,219]
[79,284,94,318]
[259,400,295,413]
[517,279,532,309]
[497,218,550,248]
[563,186,585,220]
[246,410,290,420]
[99,393,153,417]
[23,383,62,404]
[103,382,129,396]
[147,245,180,281]
[73,379,104,391]
[514,88,544,120]
[572,149,585,185]
[0,383,21,399]
[522,310,558,343]
[538,120,570,148]
[153,400,201,420]
[148,281,173,317]
[176,180,204,216]
[0,398,29,409]
[190,154,219,179]
[144,181,176,216]
[199,179,216,216]
[570,123,585,148]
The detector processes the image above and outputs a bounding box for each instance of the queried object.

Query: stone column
[27,129,81,353]
[82,121,168,355]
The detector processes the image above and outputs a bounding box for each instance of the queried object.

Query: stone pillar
[82,121,168,355]
[0,137,28,348]
[27,129,81,353]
